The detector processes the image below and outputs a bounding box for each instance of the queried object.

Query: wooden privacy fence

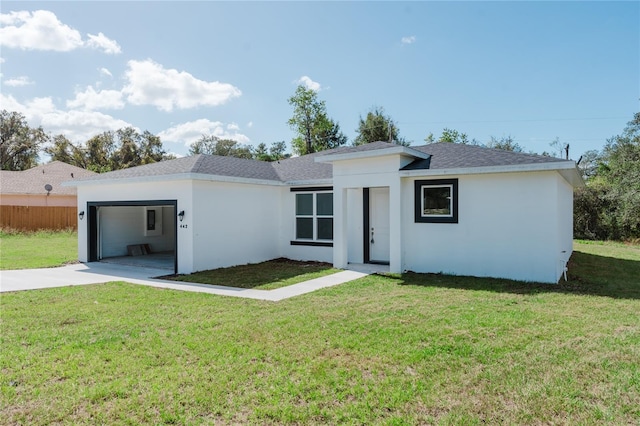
[0,206,78,231]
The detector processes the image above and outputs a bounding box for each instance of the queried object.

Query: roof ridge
[191,154,205,173]
[418,142,564,158]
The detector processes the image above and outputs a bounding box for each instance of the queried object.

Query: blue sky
[1,1,638,158]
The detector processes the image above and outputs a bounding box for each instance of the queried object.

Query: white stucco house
[67,142,583,283]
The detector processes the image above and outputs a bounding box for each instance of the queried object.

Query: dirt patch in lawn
[159,258,338,290]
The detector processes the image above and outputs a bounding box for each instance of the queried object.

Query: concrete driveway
[0,262,370,301]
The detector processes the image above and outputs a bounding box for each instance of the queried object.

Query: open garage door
[87,200,178,274]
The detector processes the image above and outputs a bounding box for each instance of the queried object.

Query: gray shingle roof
[72,155,283,182]
[404,142,567,170]
[71,142,572,185]
[0,161,96,195]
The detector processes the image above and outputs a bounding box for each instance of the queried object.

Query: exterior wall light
[79,211,85,220]
[178,210,185,222]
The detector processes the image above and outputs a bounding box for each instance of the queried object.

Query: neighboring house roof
[68,142,580,187]
[0,161,96,195]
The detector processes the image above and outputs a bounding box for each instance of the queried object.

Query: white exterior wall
[75,161,575,282]
[346,188,364,264]
[556,174,574,280]
[190,181,283,272]
[402,171,570,283]
[331,155,405,272]
[76,180,194,273]
[279,187,333,263]
[98,205,174,257]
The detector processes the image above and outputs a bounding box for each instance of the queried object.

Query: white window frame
[421,184,454,218]
[414,178,458,224]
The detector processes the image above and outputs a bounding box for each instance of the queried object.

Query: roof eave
[315,146,430,163]
[67,172,285,187]
[284,178,333,186]
[399,160,584,187]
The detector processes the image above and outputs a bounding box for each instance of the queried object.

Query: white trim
[421,184,454,218]
[400,160,583,186]
[285,178,333,186]
[66,174,335,188]
[314,146,431,163]
[65,172,287,188]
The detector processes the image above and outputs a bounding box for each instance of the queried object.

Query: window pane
[423,186,452,216]
[317,218,333,240]
[316,193,333,215]
[296,194,313,215]
[296,218,313,239]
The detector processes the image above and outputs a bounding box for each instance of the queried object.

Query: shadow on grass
[391,251,640,300]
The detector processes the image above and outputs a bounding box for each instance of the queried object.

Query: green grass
[1,241,639,424]
[0,229,77,270]
[166,258,339,290]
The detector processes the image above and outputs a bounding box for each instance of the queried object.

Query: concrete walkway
[0,262,373,301]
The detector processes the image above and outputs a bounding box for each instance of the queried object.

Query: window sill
[290,240,333,247]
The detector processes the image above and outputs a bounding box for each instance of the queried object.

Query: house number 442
[180,224,188,229]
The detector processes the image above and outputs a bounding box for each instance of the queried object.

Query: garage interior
[87,201,177,273]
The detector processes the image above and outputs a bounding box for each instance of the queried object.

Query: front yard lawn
[0,229,77,270]
[166,258,338,290]
[1,240,639,424]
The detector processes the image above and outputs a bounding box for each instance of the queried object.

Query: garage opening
[87,200,178,273]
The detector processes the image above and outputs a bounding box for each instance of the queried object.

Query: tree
[0,110,48,170]
[188,135,254,159]
[46,127,166,172]
[486,135,523,152]
[85,131,117,172]
[573,112,640,240]
[139,130,166,164]
[287,85,347,155]
[354,107,408,146]
[424,128,482,145]
[268,141,288,160]
[545,137,570,159]
[424,133,435,144]
[254,143,270,161]
[254,141,290,162]
[112,127,142,169]
[438,128,469,144]
[44,134,87,168]
[598,113,640,238]
[576,149,601,181]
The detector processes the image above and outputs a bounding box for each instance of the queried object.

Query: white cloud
[86,32,121,54]
[4,76,34,87]
[0,93,25,113]
[401,35,416,45]
[66,86,125,110]
[0,10,83,51]
[296,75,322,92]
[122,59,242,112]
[158,118,250,147]
[247,121,253,128]
[0,58,5,63]
[99,67,112,77]
[41,110,133,142]
[1,93,132,142]
[0,10,121,54]
[226,122,240,131]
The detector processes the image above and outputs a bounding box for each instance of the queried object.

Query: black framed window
[295,192,333,240]
[415,179,458,223]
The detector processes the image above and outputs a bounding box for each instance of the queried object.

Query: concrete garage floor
[99,252,175,271]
